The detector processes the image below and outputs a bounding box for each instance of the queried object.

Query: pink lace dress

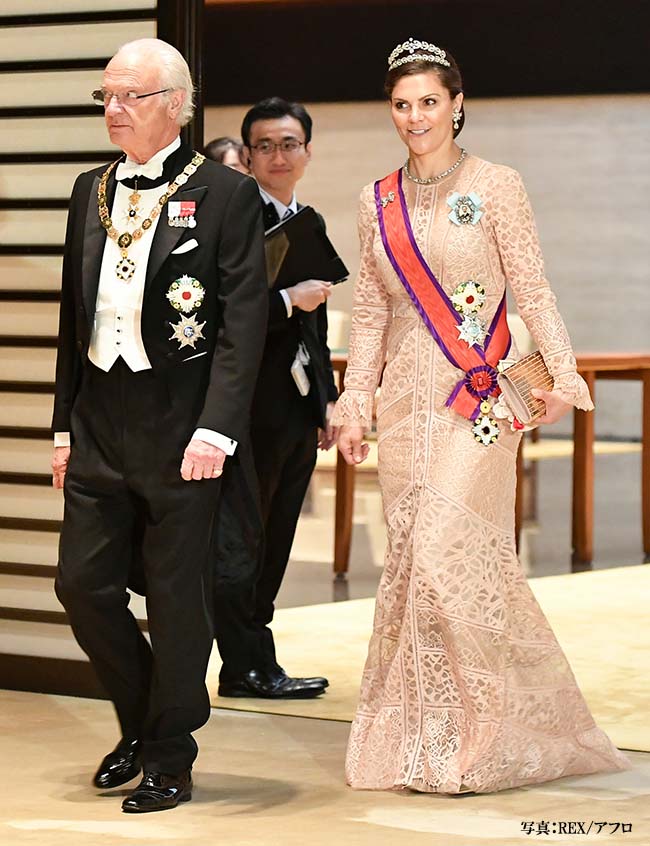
[332,155,629,793]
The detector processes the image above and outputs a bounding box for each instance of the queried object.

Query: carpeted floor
[4,689,649,846]
[209,565,650,753]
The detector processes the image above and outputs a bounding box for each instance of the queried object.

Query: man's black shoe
[121,770,192,813]
[218,668,327,699]
[93,738,141,789]
[274,667,329,689]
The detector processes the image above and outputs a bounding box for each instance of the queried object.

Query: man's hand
[531,388,572,425]
[318,401,339,450]
[181,439,227,481]
[337,425,370,465]
[287,279,332,312]
[52,446,71,489]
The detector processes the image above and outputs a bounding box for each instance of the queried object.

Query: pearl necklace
[404,147,467,185]
[97,152,205,281]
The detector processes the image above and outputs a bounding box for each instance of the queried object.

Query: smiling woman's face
[390,71,462,158]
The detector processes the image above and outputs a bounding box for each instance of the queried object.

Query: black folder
[264,206,349,290]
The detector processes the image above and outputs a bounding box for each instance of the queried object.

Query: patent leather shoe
[122,769,192,813]
[93,737,141,789]
[218,668,327,699]
[273,666,329,689]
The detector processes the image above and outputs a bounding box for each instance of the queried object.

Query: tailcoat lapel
[144,183,207,292]
[81,172,117,329]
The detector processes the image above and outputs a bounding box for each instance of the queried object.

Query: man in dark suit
[51,38,267,813]
[211,98,338,699]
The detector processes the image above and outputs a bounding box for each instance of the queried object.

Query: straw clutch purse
[496,351,554,424]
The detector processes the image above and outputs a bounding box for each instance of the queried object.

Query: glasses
[91,88,171,106]
[249,139,305,156]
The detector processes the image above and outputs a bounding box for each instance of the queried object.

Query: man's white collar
[115,136,181,182]
[258,185,298,219]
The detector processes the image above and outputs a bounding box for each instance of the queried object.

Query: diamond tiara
[387,38,450,71]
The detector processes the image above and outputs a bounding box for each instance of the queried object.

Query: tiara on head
[387,38,451,71]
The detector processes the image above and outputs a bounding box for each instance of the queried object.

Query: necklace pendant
[116,256,136,281]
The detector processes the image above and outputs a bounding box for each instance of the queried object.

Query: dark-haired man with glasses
[212,97,338,700]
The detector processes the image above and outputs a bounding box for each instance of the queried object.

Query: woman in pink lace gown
[333,39,629,793]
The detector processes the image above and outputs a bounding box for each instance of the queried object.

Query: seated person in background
[213,97,339,699]
[204,136,249,173]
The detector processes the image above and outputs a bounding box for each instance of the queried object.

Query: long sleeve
[332,184,392,430]
[52,173,84,434]
[316,302,339,403]
[491,167,593,410]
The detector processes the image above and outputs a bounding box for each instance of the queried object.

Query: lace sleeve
[491,167,593,411]
[332,184,393,430]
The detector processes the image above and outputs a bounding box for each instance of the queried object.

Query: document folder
[264,206,349,290]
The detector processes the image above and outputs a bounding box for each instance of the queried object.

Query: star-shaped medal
[457,315,487,347]
[169,313,206,349]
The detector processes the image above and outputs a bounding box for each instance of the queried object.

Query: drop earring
[452,109,461,131]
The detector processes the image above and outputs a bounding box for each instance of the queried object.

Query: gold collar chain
[97,152,205,281]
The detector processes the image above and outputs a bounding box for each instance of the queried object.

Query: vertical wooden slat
[642,369,650,562]
[572,372,596,570]
[157,0,203,151]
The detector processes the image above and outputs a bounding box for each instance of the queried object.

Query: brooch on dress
[452,280,487,348]
[381,191,395,208]
[166,275,205,313]
[447,192,483,226]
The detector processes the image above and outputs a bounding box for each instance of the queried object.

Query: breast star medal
[166,275,205,313]
[447,192,484,226]
[169,313,206,349]
[452,280,487,347]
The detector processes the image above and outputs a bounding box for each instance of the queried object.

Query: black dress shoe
[218,668,327,699]
[122,770,192,813]
[93,738,141,789]
[272,667,329,689]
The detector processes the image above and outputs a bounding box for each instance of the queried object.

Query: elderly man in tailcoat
[51,38,267,813]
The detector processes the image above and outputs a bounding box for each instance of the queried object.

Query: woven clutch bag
[496,350,554,424]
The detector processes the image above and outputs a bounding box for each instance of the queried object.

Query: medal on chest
[97,152,205,282]
[168,200,197,228]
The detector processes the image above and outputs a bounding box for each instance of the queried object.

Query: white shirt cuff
[192,428,237,455]
[54,432,71,448]
[279,288,293,317]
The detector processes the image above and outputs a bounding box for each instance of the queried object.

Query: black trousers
[55,360,218,773]
[215,398,318,680]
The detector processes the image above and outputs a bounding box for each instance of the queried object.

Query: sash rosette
[375,170,511,422]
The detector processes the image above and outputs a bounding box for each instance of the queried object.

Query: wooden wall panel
[0,0,155,13]
[0,116,111,153]
[0,21,156,63]
[0,257,62,291]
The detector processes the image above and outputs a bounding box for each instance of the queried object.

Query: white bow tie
[115,156,165,183]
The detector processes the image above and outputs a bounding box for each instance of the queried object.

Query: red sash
[375,169,511,421]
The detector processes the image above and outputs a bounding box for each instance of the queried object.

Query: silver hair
[113,38,195,127]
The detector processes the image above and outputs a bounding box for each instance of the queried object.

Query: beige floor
[2,688,649,846]
[209,566,650,752]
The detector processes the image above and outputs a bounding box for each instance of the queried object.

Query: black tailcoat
[53,142,268,772]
